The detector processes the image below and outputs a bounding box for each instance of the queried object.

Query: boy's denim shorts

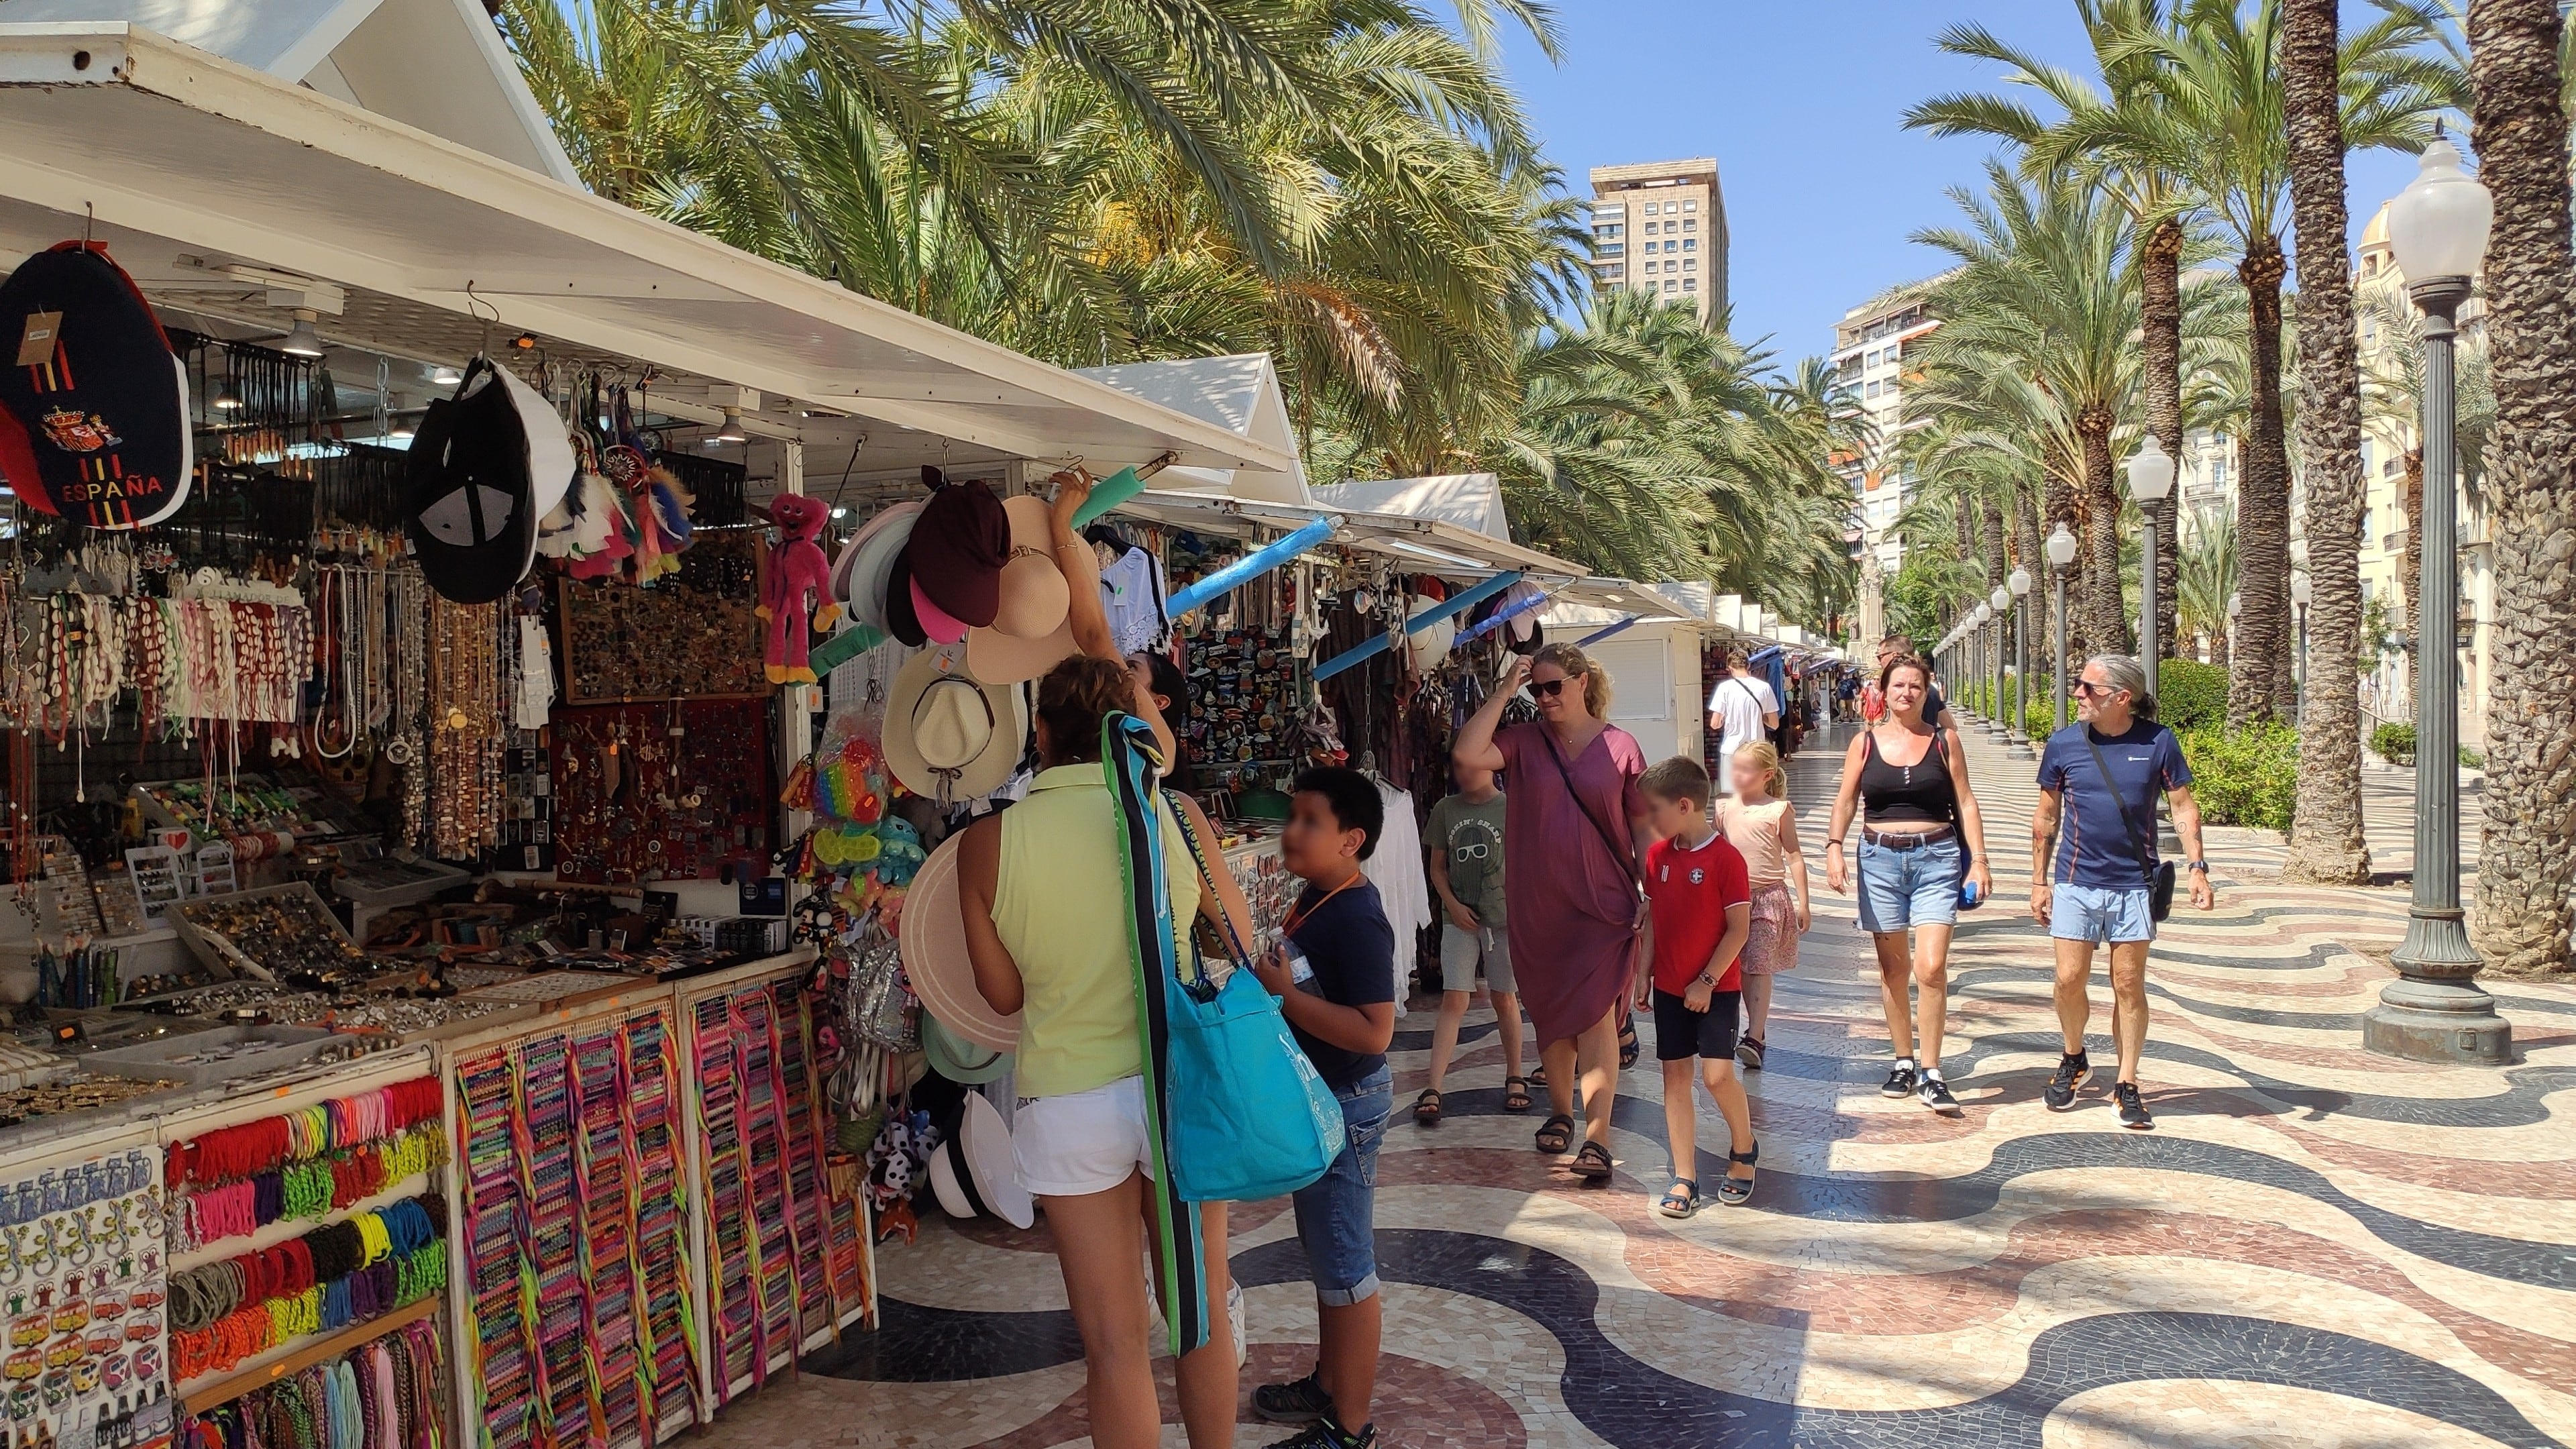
[1290,1063,1392,1306]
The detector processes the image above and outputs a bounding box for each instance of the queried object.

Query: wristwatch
[2185,860,2210,873]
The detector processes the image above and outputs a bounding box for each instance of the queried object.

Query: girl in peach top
[1714,741,1809,1071]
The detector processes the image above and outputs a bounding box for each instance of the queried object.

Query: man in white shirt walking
[1706,647,1780,794]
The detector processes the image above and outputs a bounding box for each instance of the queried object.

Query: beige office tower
[1588,159,1729,324]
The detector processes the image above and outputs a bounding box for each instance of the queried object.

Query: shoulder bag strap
[2080,731,2159,885]
[1538,727,1642,890]
[1165,791,1256,977]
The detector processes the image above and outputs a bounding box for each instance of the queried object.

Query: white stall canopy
[0,17,1298,476]
[1074,354,1309,506]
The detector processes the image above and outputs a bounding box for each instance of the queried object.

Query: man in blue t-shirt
[2030,654,2215,1130]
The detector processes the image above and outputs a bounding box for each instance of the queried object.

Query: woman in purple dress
[1454,643,1652,1181]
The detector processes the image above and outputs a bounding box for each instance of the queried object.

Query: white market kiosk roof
[0,16,1297,476]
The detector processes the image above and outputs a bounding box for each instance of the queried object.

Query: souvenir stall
[0,11,1299,1449]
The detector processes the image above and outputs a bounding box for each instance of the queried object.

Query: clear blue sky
[1494,2,2426,365]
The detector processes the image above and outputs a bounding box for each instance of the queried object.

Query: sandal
[1535,1113,1574,1155]
[1502,1076,1533,1113]
[1412,1087,1443,1126]
[1658,1179,1701,1218]
[1528,1063,1548,1090]
[1617,1021,1640,1071]
[1570,1140,1614,1181]
[1715,1142,1759,1206]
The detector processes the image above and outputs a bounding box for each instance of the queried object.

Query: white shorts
[1012,1074,1159,1198]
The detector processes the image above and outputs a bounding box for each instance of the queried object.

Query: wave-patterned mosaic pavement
[716,724,2576,1448]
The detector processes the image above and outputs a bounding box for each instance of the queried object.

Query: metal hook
[463,282,499,358]
[81,202,94,248]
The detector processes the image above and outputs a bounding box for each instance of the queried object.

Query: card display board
[0,1134,173,1449]
[547,699,772,886]
[557,535,764,704]
[681,975,865,1406]
[452,1006,700,1449]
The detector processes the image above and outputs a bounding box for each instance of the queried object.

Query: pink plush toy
[761,494,842,684]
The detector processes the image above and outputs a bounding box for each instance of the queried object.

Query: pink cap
[911,577,970,645]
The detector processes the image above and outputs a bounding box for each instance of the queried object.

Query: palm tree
[2074,0,2447,725]
[1910,164,2140,653]
[1907,0,2197,658]
[2281,0,2369,881]
[2465,0,2576,975]
[2176,502,2240,663]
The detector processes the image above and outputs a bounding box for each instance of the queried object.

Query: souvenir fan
[761,494,841,683]
[0,241,193,529]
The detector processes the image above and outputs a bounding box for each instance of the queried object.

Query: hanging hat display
[834,499,924,626]
[882,644,1026,804]
[0,241,193,529]
[906,479,1012,629]
[926,1092,1032,1228]
[405,357,546,603]
[990,495,1070,639]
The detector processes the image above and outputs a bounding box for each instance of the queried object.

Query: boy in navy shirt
[1250,767,1395,1449]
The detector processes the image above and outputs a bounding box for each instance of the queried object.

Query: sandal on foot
[1412,1087,1442,1126]
[1715,1142,1758,1206]
[1617,1022,1641,1071]
[1570,1140,1614,1181]
[1535,1113,1574,1155]
[1658,1179,1701,1218]
[1528,1063,1548,1090]
[1502,1076,1533,1113]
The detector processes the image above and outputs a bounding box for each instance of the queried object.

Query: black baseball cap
[405,357,537,603]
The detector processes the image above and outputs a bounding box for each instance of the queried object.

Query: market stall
[0,8,1302,1448]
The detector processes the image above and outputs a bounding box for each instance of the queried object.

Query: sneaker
[1881,1059,1918,1097]
[1229,1281,1247,1369]
[1267,1419,1375,1449]
[1735,1036,1766,1072]
[2043,1051,2091,1112]
[1917,1071,1962,1116]
[1253,1371,1333,1425]
[2114,1081,2154,1130]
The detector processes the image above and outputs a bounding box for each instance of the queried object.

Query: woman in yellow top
[958,472,1255,1449]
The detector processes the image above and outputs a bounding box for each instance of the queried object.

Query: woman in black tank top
[1821,655,1992,1117]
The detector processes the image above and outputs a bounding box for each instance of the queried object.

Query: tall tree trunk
[2077,408,2125,655]
[2281,0,2371,883]
[2231,239,2294,727]
[2210,623,2231,668]
[2141,215,2186,659]
[2469,0,2576,975]
[2401,445,2424,637]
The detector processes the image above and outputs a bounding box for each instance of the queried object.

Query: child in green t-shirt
[1412,757,1526,1124]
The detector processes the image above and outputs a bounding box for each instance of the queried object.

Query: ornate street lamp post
[1988,586,2013,741]
[2126,435,2176,698]
[2372,133,2510,1064]
[2047,524,2078,732]
[2008,567,2035,758]
[1972,602,1992,720]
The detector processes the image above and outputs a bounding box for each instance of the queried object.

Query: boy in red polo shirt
[1634,757,1758,1215]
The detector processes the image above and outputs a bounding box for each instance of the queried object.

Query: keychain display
[0,1148,174,1449]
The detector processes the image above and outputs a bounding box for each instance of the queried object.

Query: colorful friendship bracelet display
[169,1128,447,1256]
[689,979,864,1407]
[455,1008,701,1449]
[166,1197,446,1385]
[179,1315,446,1449]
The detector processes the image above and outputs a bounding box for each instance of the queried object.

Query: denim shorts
[1290,1063,1392,1306]
[2051,881,2157,944]
[1856,836,1962,933]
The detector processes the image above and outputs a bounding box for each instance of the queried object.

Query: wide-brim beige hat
[883,643,1027,803]
[901,833,1022,1053]
[991,495,1071,639]
[967,613,1078,687]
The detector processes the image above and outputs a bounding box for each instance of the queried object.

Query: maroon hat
[908,479,1011,629]
[884,547,928,647]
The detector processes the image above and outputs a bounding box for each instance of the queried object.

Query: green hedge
[2179,722,2300,833]
[2156,659,2228,732]
[2370,721,2417,765]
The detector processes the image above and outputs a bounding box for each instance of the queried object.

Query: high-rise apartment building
[1833,284,1940,580]
[1589,159,1729,323]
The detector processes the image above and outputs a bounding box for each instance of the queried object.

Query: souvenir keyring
[22,1222,54,1278]
[63,1208,99,1269]
[0,1226,17,1287]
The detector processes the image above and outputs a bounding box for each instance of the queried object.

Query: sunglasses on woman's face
[1527,678,1568,699]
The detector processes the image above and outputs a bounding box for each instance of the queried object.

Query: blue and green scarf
[1102,712,1211,1357]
